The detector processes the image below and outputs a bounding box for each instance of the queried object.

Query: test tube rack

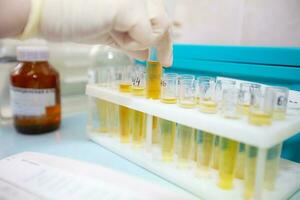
[86,84,300,200]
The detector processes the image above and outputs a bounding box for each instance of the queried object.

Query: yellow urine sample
[107,103,119,136]
[237,103,250,115]
[200,100,218,114]
[212,136,220,169]
[96,99,109,133]
[244,145,258,200]
[161,97,177,104]
[193,131,198,161]
[132,110,146,147]
[249,110,272,126]
[152,116,159,144]
[235,143,246,179]
[264,144,282,190]
[119,106,132,143]
[272,109,286,120]
[218,138,238,190]
[179,101,197,108]
[196,131,214,172]
[177,124,194,168]
[132,86,145,96]
[119,83,132,93]
[159,119,176,162]
[146,61,162,99]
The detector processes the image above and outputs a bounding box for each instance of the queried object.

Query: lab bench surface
[0,113,299,200]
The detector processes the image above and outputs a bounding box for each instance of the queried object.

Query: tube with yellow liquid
[107,103,119,136]
[196,131,214,175]
[96,99,110,133]
[159,118,176,162]
[146,48,162,99]
[235,143,246,179]
[119,106,132,143]
[218,137,238,190]
[132,65,145,96]
[152,116,159,144]
[244,145,258,200]
[132,110,146,147]
[212,136,220,169]
[176,124,194,168]
[264,143,282,190]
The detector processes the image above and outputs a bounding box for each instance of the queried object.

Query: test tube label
[248,146,258,158]
[239,143,246,153]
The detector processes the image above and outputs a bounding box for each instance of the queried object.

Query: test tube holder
[86,84,300,200]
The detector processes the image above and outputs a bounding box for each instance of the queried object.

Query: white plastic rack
[86,84,300,200]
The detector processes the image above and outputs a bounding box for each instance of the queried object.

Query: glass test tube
[146,48,162,99]
[159,118,176,162]
[161,73,178,104]
[218,137,239,190]
[212,136,220,169]
[249,87,274,126]
[176,124,194,168]
[119,105,132,143]
[132,65,145,96]
[119,65,132,93]
[235,143,246,179]
[152,116,160,144]
[264,143,282,190]
[237,83,261,115]
[96,99,110,133]
[107,103,119,136]
[198,76,218,113]
[132,110,146,147]
[216,79,236,107]
[221,88,240,119]
[196,131,214,175]
[178,75,197,108]
[269,86,289,120]
[244,145,258,200]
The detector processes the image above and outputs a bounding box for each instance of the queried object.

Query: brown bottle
[10,46,61,134]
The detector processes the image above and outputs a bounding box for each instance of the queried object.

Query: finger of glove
[125,49,149,61]
[113,1,152,50]
[156,28,173,67]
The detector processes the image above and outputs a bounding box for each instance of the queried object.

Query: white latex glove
[23,0,172,66]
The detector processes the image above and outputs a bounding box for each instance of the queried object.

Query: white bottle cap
[17,46,49,61]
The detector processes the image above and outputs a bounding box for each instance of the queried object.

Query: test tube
[132,65,145,96]
[196,130,214,175]
[221,88,240,119]
[146,48,162,99]
[161,73,178,104]
[211,136,220,169]
[152,116,160,144]
[248,87,274,126]
[159,118,176,162]
[218,137,238,190]
[235,143,246,179]
[118,65,132,93]
[132,110,146,147]
[269,86,289,120]
[176,124,194,168]
[244,145,258,200]
[215,79,236,107]
[96,99,109,133]
[178,75,197,108]
[264,143,282,190]
[107,103,120,136]
[119,105,132,143]
[237,83,261,115]
[198,76,218,113]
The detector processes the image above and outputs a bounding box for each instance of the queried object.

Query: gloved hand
[23,0,173,66]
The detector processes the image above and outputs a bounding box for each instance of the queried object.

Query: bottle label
[10,87,56,116]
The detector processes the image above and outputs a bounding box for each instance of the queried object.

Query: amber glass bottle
[10,46,61,134]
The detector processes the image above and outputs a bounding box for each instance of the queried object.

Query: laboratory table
[0,113,299,200]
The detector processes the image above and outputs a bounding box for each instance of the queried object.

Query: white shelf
[88,132,300,200]
[86,84,300,148]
